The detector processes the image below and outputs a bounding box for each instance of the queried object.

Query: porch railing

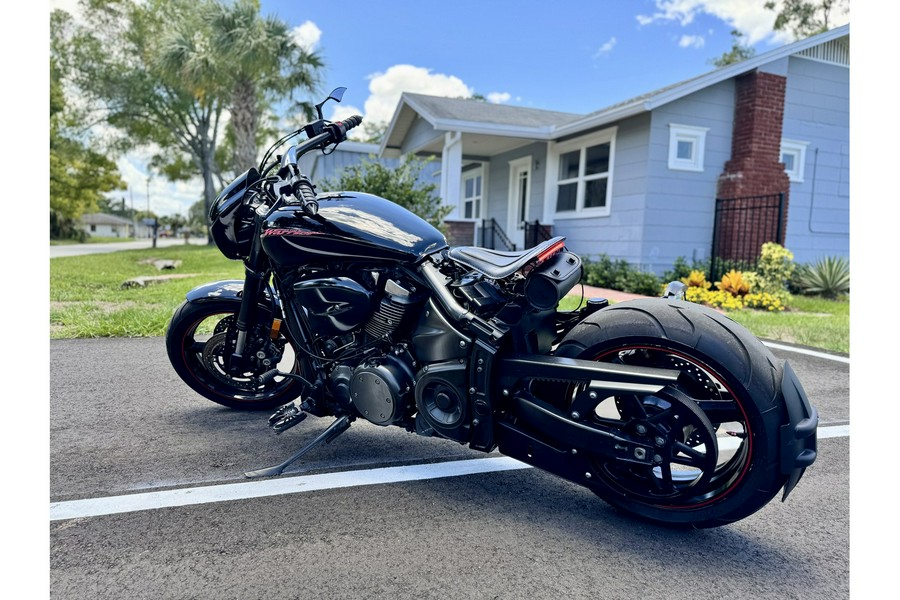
[523,220,552,249]
[480,218,517,251]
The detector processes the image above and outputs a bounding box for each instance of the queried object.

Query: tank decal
[262,227,323,238]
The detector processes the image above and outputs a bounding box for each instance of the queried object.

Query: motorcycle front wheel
[166,299,305,410]
[555,298,790,528]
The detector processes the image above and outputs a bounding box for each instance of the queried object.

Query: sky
[49,0,853,218]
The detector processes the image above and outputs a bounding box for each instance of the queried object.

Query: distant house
[80,213,139,238]
[317,25,849,273]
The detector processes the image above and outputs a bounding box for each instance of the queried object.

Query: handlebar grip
[292,176,319,215]
[326,115,364,142]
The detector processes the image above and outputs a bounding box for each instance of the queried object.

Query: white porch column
[440,131,463,219]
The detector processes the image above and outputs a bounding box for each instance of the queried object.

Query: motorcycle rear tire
[555,298,790,528]
[166,299,304,410]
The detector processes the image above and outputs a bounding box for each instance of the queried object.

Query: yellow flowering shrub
[716,270,751,297]
[681,270,712,289]
[743,292,786,311]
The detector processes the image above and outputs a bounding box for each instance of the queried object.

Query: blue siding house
[319,25,849,273]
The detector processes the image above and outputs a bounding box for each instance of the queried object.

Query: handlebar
[273,115,364,215]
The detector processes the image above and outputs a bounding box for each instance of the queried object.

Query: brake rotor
[201,332,259,391]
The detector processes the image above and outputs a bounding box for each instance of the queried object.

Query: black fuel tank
[262,192,447,267]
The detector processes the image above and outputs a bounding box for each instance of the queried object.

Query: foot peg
[245,415,353,478]
[268,402,307,434]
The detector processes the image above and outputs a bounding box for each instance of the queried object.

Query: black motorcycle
[166,88,817,528]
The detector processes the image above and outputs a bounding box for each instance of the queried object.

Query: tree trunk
[231,77,259,173]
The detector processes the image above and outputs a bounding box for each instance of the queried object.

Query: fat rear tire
[555,298,789,528]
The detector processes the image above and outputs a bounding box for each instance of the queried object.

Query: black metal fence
[709,192,785,282]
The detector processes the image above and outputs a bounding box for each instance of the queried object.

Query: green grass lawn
[50,248,849,354]
[559,293,848,354]
[50,245,244,338]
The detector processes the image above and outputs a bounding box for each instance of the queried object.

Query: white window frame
[460,165,485,221]
[780,139,809,183]
[546,127,617,220]
[667,123,709,172]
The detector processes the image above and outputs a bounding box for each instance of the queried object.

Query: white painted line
[49,456,530,521]
[49,425,849,522]
[763,341,850,364]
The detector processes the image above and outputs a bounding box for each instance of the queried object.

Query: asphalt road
[49,337,850,599]
[49,237,209,258]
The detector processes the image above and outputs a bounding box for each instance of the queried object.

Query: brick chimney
[715,70,790,260]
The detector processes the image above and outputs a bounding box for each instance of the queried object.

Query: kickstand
[244,415,353,478]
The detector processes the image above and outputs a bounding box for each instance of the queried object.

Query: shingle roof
[81,213,134,225]
[381,24,849,151]
[403,93,582,128]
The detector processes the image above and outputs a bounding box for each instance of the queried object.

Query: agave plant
[796,256,850,298]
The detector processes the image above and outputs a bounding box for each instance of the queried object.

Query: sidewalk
[572,284,653,303]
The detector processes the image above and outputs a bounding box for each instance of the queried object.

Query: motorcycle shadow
[166,405,811,583]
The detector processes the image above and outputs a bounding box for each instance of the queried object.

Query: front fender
[184,279,281,314]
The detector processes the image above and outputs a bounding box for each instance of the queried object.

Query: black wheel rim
[586,345,752,510]
[181,310,298,403]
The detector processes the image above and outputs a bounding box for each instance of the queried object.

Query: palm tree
[206,0,324,173]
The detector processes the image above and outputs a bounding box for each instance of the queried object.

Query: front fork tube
[228,268,268,374]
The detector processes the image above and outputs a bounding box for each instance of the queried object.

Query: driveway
[48,336,849,599]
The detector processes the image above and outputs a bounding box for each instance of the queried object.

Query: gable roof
[381,24,849,152]
[81,213,134,226]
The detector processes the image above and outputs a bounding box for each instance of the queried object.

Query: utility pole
[147,174,157,248]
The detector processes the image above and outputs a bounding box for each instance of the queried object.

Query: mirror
[315,87,347,119]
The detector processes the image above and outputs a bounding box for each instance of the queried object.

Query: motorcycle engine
[321,276,424,427]
[347,350,416,426]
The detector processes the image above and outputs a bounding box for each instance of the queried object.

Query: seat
[447,236,566,279]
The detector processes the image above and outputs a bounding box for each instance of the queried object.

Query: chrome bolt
[256,351,266,359]
[655,436,666,447]
[571,449,578,455]
[472,418,480,426]
[653,454,664,464]
[634,448,647,460]
[469,387,476,394]
[571,411,580,420]
[585,472,592,479]
[589,391,598,400]
[459,341,467,348]
[502,389,509,396]
[635,424,647,435]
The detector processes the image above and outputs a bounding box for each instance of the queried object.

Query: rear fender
[779,361,818,500]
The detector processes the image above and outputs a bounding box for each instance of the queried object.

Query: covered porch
[380,93,580,250]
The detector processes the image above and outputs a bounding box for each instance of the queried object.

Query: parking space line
[763,341,849,364]
[50,456,530,522]
[50,425,849,522]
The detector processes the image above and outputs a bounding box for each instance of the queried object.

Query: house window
[553,129,615,217]
[781,139,809,183]
[668,123,709,172]
[462,170,483,219]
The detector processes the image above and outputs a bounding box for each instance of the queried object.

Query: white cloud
[678,34,705,48]
[633,0,849,44]
[594,36,617,57]
[291,21,321,53]
[362,64,473,126]
[487,92,511,104]
[107,149,205,218]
